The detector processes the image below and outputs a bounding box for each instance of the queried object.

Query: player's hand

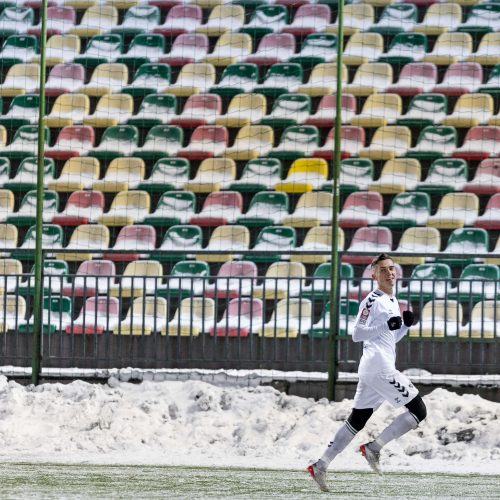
[387,316,403,330]
[403,310,414,327]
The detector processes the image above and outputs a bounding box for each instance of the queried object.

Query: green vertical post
[32,0,49,386]
[327,0,345,402]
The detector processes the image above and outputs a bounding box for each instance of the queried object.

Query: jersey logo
[389,378,409,398]
[366,296,376,310]
[359,307,370,325]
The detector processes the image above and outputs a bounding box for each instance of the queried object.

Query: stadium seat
[89,124,138,160]
[457,3,500,34]
[282,191,333,227]
[259,298,312,338]
[52,190,104,226]
[4,156,54,192]
[163,297,215,336]
[344,63,393,97]
[224,125,274,160]
[20,296,72,334]
[467,33,500,66]
[298,63,347,97]
[260,93,311,127]
[66,296,119,334]
[14,224,64,260]
[413,3,462,35]
[48,157,100,193]
[29,6,76,36]
[84,94,133,128]
[339,191,383,228]
[368,158,420,194]
[0,94,39,128]
[0,63,39,97]
[92,157,144,192]
[117,60,173,95]
[197,225,249,263]
[45,125,95,160]
[215,93,266,128]
[449,264,500,302]
[7,190,59,226]
[238,192,286,228]
[0,295,26,333]
[326,3,374,36]
[342,227,392,265]
[229,158,282,192]
[378,33,427,65]
[70,5,118,37]
[55,224,110,262]
[392,226,440,265]
[73,34,123,69]
[204,32,252,67]
[154,224,202,262]
[0,258,23,293]
[127,94,177,127]
[386,62,438,97]
[351,93,402,127]
[460,301,500,339]
[432,62,482,96]
[211,298,263,337]
[269,125,319,160]
[486,237,500,265]
[204,261,257,299]
[284,4,330,37]
[80,63,128,96]
[275,158,328,193]
[417,158,468,195]
[378,191,430,229]
[464,159,500,195]
[153,5,202,37]
[177,125,228,160]
[438,227,489,266]
[396,93,447,126]
[399,263,451,301]
[424,32,473,66]
[185,158,236,193]
[415,300,462,338]
[342,32,383,65]
[309,300,359,338]
[453,126,500,160]
[247,225,296,263]
[46,93,89,128]
[290,33,337,66]
[144,191,196,226]
[240,4,288,37]
[138,158,190,193]
[306,94,356,128]
[110,260,163,298]
[427,192,479,229]
[245,33,296,66]
[163,260,210,297]
[160,33,208,67]
[302,262,354,301]
[0,7,34,37]
[478,63,500,95]
[338,159,374,193]
[190,191,242,227]
[133,124,183,161]
[197,5,244,37]
[253,63,303,97]
[406,125,457,160]
[111,4,160,36]
[359,125,411,160]
[36,34,81,66]
[444,93,493,127]
[98,190,150,226]
[291,225,335,264]
[115,296,168,336]
[209,63,258,97]
[0,34,38,66]
[369,3,417,34]
[0,192,14,222]
[18,260,70,297]
[166,63,216,96]
[0,159,10,187]
[474,193,500,230]
[104,224,156,262]
[170,93,221,127]
[253,261,306,300]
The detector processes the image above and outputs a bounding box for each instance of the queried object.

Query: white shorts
[353,370,419,409]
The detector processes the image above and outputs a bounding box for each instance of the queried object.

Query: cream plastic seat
[33,34,80,66]
[253,262,306,300]
[467,32,500,66]
[79,63,128,96]
[216,93,266,127]
[163,297,215,337]
[110,260,163,298]
[327,4,374,36]
[0,295,26,333]
[444,93,493,127]
[424,32,473,66]
[0,63,39,96]
[98,190,150,226]
[197,225,250,263]
[0,193,14,223]
[70,5,118,37]
[48,157,100,192]
[415,300,462,338]
[427,192,479,229]
[342,32,384,65]
[291,226,335,264]
[196,5,244,37]
[83,94,133,127]
[224,125,273,160]
[204,32,252,67]
[344,63,393,97]
[166,63,216,96]
[55,224,110,262]
[359,125,411,160]
[115,296,168,336]
[46,93,90,127]
[368,158,420,193]
[185,158,236,193]
[259,298,312,338]
[298,63,348,97]
[414,3,462,36]
[392,227,440,265]
[92,157,144,192]
[351,93,402,127]
[460,301,500,339]
[282,191,333,227]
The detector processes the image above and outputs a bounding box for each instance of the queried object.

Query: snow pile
[0,376,498,473]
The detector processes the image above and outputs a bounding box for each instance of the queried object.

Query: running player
[308,253,427,492]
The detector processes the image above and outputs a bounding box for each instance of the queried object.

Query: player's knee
[347,408,374,432]
[405,395,427,423]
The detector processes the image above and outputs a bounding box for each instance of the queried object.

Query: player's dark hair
[371,253,392,269]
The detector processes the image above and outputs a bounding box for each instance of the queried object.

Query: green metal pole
[327,0,345,402]
[32,0,49,386]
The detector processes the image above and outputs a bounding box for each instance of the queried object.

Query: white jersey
[353,289,408,376]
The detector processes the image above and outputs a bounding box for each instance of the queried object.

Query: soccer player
[307,253,427,492]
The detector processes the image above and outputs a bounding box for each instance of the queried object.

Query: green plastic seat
[479,63,500,96]
[18,260,70,297]
[154,225,203,263]
[127,93,177,127]
[0,156,9,182]
[457,4,500,35]
[245,225,296,263]
[290,33,337,67]
[0,94,39,128]
[378,192,431,229]
[369,4,417,35]
[406,125,457,160]
[378,32,428,65]
[254,63,303,98]
[116,35,166,72]
[73,34,123,70]
[138,158,190,194]
[448,264,500,301]
[19,295,72,334]
[417,158,468,195]
[397,94,448,127]
[303,262,355,300]
[4,156,54,192]
[122,63,171,97]
[209,63,259,98]
[237,191,289,228]
[0,7,34,38]
[309,299,359,338]
[111,5,161,37]
[133,124,183,161]
[335,159,374,194]
[0,34,38,67]
[7,190,59,227]
[438,228,489,267]
[161,260,210,298]
[229,158,282,193]
[89,125,138,161]
[12,224,64,261]
[143,191,196,227]
[2,125,50,160]
[260,93,311,127]
[239,5,288,38]
[399,263,452,302]
[269,124,319,160]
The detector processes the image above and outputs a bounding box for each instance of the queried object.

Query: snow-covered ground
[0,374,498,475]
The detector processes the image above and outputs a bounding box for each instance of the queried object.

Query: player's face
[372,259,396,292]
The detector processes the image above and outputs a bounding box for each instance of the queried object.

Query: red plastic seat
[464,159,500,195]
[45,125,94,160]
[28,6,76,37]
[189,191,243,227]
[245,33,296,66]
[474,193,500,230]
[432,62,483,97]
[204,260,258,299]
[453,126,500,161]
[103,225,157,262]
[313,126,365,160]
[159,33,209,67]
[386,63,438,97]
[53,191,104,227]
[170,94,222,127]
[63,259,116,298]
[44,63,85,97]
[148,0,186,12]
[210,298,263,337]
[342,227,393,265]
[66,296,120,334]
[282,5,331,37]
[339,192,383,229]
[306,94,356,128]
[177,125,228,160]
[153,5,202,37]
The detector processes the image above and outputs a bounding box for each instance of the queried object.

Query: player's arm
[352,300,386,342]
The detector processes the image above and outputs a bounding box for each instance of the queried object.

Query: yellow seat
[290,226,339,264]
[259,298,312,338]
[92,157,145,193]
[70,5,118,37]
[282,191,333,228]
[215,93,266,127]
[424,32,473,65]
[48,157,100,192]
[460,301,500,339]
[485,237,500,265]
[414,300,462,338]
[393,227,441,265]
[185,158,236,193]
[114,296,168,336]
[46,94,90,128]
[166,63,216,97]
[414,3,462,35]
[368,158,421,194]
[80,63,128,96]
[204,32,252,67]
[444,93,493,128]
[327,4,374,36]
[0,223,17,256]
[351,93,402,127]
[275,158,328,193]
[197,225,250,263]
[83,94,133,127]
[106,0,139,9]
[0,64,39,97]
[56,224,109,262]
[98,190,150,226]
[110,260,163,298]
[253,262,306,300]
[33,35,81,66]
[343,32,384,66]
[298,63,348,97]
[163,297,215,336]
[427,193,479,229]
[344,62,393,97]
[359,125,411,160]
[0,191,14,222]
[196,5,245,37]
[0,295,26,333]
[224,125,274,160]
[467,33,500,66]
